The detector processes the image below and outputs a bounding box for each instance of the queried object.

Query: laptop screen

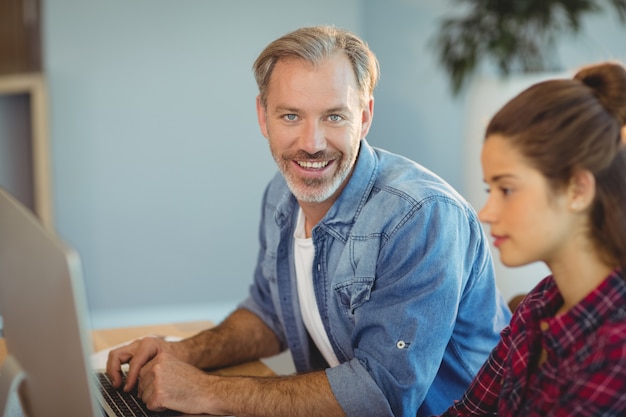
[0,187,101,417]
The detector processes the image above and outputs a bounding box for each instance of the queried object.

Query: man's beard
[274,150,354,203]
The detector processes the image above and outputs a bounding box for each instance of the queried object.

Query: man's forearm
[179,308,282,369]
[205,370,346,417]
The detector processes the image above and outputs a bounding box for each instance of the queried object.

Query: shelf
[0,73,53,229]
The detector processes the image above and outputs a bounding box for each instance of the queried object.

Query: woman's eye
[500,187,513,196]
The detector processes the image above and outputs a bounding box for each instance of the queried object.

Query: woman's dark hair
[485,61,626,270]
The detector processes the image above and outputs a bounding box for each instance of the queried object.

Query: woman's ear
[568,170,596,212]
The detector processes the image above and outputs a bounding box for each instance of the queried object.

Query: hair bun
[575,62,626,126]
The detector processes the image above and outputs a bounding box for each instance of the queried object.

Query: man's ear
[360,97,374,139]
[256,95,269,139]
[568,169,596,212]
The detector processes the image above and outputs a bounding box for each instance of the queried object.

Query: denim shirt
[239,140,511,417]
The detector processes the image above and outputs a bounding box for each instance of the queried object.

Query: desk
[0,321,275,377]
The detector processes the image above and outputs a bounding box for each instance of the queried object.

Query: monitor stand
[0,355,25,417]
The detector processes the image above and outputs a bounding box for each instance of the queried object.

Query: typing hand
[106,336,172,392]
[137,352,214,415]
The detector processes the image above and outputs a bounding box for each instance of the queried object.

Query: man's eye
[283,114,298,121]
[328,114,343,122]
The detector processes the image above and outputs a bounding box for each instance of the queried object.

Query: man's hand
[106,336,176,391]
[136,352,215,414]
[138,353,346,417]
[103,310,340,416]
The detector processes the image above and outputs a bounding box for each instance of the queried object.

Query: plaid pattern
[438,270,626,417]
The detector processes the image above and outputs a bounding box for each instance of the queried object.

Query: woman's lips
[492,235,507,248]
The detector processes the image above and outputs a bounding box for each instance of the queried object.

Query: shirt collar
[320,139,378,228]
[538,270,626,354]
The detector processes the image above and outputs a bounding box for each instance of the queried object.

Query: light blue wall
[43,1,362,327]
[40,1,626,328]
[363,2,466,191]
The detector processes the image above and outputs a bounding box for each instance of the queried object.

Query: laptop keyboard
[96,371,180,417]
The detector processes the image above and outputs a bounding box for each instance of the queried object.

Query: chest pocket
[333,237,379,314]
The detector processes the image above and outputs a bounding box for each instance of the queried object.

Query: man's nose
[299,121,326,154]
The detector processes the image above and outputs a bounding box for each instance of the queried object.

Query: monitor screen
[0,186,101,417]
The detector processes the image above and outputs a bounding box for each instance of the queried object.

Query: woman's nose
[478,198,495,224]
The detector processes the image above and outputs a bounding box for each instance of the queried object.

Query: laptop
[0,187,195,417]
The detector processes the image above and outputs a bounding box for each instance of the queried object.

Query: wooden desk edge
[91,320,214,351]
[1,321,275,378]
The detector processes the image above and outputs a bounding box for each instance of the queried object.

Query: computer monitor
[0,186,101,417]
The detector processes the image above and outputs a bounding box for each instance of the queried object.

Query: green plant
[433,0,626,95]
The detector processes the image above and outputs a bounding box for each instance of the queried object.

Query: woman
[438,61,626,416]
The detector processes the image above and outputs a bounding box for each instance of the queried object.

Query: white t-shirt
[294,208,340,367]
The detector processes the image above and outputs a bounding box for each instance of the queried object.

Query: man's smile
[296,160,331,169]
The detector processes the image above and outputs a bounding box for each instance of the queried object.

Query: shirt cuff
[325,357,394,417]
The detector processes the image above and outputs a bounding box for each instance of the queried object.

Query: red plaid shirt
[438,270,626,417]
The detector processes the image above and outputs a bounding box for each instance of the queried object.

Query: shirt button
[540,321,550,331]
[396,340,406,349]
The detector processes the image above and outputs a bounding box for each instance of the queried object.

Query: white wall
[39,0,626,328]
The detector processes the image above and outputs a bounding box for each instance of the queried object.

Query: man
[106,25,510,417]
